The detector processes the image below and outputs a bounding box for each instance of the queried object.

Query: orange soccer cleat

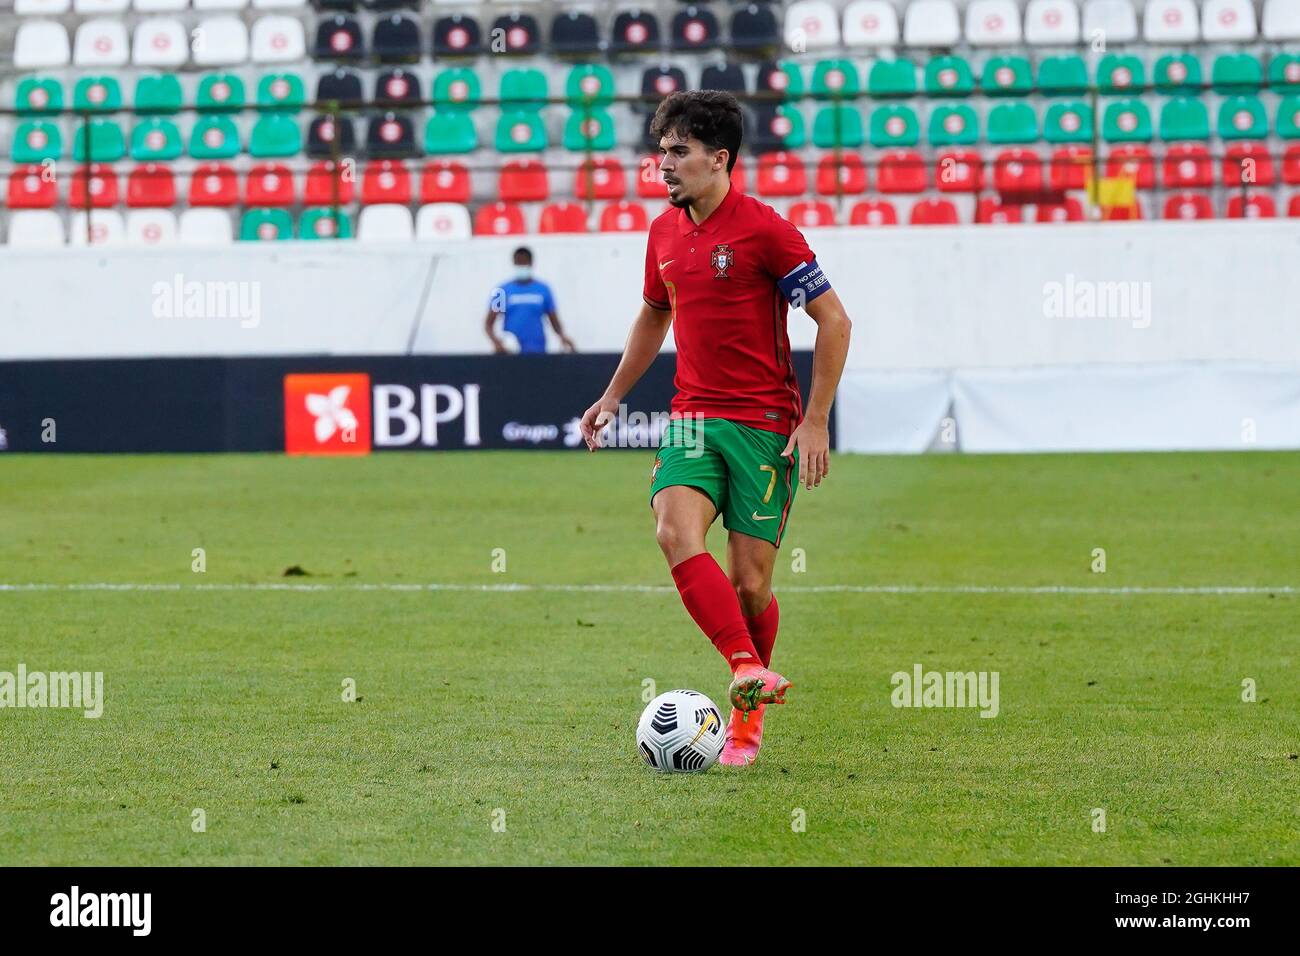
[727,663,791,718]
[719,702,765,767]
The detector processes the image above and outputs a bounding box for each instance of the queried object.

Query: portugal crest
[710,243,734,278]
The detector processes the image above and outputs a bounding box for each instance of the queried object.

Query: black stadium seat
[610,9,661,55]
[433,15,483,57]
[307,114,357,158]
[756,61,794,98]
[363,0,417,11]
[641,65,688,109]
[314,15,365,62]
[671,6,721,52]
[748,103,790,153]
[313,0,356,11]
[490,13,541,56]
[700,62,746,93]
[315,68,364,107]
[373,68,421,108]
[550,11,601,56]
[730,4,780,53]
[372,14,420,63]
[367,111,418,158]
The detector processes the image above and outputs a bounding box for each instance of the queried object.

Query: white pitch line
[0,583,1294,596]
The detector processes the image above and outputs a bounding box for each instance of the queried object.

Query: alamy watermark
[890,663,999,718]
[1043,274,1152,329]
[584,405,706,457]
[152,273,261,329]
[0,664,103,718]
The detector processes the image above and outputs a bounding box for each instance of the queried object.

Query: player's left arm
[781,287,852,490]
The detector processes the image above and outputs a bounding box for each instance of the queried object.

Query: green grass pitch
[1,451,1297,866]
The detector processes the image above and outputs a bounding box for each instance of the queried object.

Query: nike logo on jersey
[751,511,777,522]
[658,259,674,271]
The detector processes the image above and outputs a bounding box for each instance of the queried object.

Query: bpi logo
[284,373,372,455]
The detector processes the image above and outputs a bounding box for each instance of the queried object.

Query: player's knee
[654,519,692,561]
[731,573,770,616]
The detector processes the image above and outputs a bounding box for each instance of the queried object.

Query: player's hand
[579,394,619,451]
[781,417,830,490]
[490,337,508,354]
[561,335,577,354]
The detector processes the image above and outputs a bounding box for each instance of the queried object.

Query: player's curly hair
[649,91,743,173]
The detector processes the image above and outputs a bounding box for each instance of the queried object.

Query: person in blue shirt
[485,247,577,354]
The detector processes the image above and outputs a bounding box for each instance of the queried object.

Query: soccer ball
[636,690,726,772]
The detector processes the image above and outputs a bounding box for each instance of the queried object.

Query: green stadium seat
[134,75,183,114]
[867,59,916,98]
[433,68,482,110]
[425,110,478,153]
[16,77,63,116]
[73,119,126,162]
[240,208,294,242]
[250,115,302,158]
[500,69,548,108]
[1277,97,1300,139]
[811,59,860,99]
[766,62,804,101]
[257,73,307,112]
[299,207,354,240]
[565,65,614,106]
[869,105,920,148]
[73,76,123,113]
[1159,97,1209,141]
[987,102,1038,144]
[769,104,807,148]
[1212,54,1264,94]
[1217,96,1268,140]
[923,56,974,97]
[1101,100,1153,143]
[1043,102,1093,144]
[563,108,616,151]
[927,104,978,146]
[130,118,183,161]
[1038,56,1088,96]
[496,109,547,152]
[1097,55,1145,94]
[981,56,1032,97]
[196,74,246,112]
[11,120,62,163]
[189,116,241,159]
[812,104,862,148]
[1269,54,1300,93]
[1153,55,1201,94]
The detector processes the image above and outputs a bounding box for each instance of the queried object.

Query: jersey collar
[677,182,741,236]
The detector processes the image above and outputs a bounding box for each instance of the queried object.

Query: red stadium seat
[304,161,355,205]
[1163,192,1214,220]
[1226,192,1276,219]
[598,200,649,232]
[992,149,1043,195]
[730,157,747,194]
[361,160,412,205]
[1105,145,1154,189]
[68,165,119,209]
[188,163,239,207]
[909,198,960,225]
[1035,198,1086,223]
[976,198,1021,224]
[7,165,57,209]
[877,150,926,193]
[1101,199,1144,220]
[539,201,588,233]
[935,149,983,193]
[1162,143,1213,189]
[815,153,867,195]
[1284,145,1300,185]
[756,152,806,197]
[575,157,626,200]
[848,199,898,225]
[1289,195,1300,218]
[126,164,175,208]
[635,154,665,199]
[420,160,470,204]
[787,200,835,227]
[1049,146,1092,191]
[499,159,549,202]
[1223,143,1274,187]
[244,163,296,207]
[474,201,527,235]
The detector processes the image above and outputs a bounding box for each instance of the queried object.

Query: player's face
[658,133,726,208]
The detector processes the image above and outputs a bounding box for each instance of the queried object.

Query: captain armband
[777,259,831,308]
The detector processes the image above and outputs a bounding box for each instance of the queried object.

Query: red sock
[746,594,779,668]
[670,553,761,673]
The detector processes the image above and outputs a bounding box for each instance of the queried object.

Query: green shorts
[648,417,798,548]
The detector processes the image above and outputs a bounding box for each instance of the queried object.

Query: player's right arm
[579,300,672,450]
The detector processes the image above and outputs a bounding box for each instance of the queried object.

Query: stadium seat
[910,198,960,225]
[699,63,747,94]
[1290,195,1300,217]
[245,163,296,206]
[757,62,804,100]
[196,73,245,112]
[1082,0,1138,42]
[1153,54,1202,93]
[636,155,666,198]
[609,10,660,54]
[904,1,961,46]
[192,16,248,65]
[1162,143,1213,188]
[566,65,615,106]
[987,102,1039,144]
[1218,97,1268,139]
[419,160,470,204]
[1102,100,1153,142]
[757,152,808,196]
[126,163,176,206]
[924,56,975,97]
[848,199,898,225]
[425,111,477,154]
[1203,0,1257,39]
[538,202,588,234]
[7,211,66,246]
[813,104,864,148]
[816,153,868,194]
[1049,145,1092,190]
[373,14,420,61]
[135,74,183,114]
[730,4,780,53]
[501,68,548,108]
[125,209,179,246]
[868,59,917,97]
[976,198,1021,224]
[671,6,721,51]
[16,77,63,115]
[812,59,861,99]
[433,14,482,56]
[551,11,601,56]
[249,115,301,158]
[307,115,356,157]
[299,208,353,240]
[1263,0,1300,38]
[15,0,72,12]
[751,104,807,152]
[132,18,187,67]
[564,110,616,151]
[131,118,183,160]
[1163,192,1214,220]
[1223,142,1274,186]
[315,15,364,60]
[1160,97,1210,141]
[598,201,649,232]
[1038,56,1088,96]
[7,166,59,209]
[250,16,306,63]
[1226,192,1277,218]
[500,159,549,202]
[69,210,126,246]
[1025,0,1081,44]
[1278,97,1300,138]
[1270,54,1300,92]
[1144,0,1198,41]
[14,21,71,69]
[178,208,233,244]
[982,56,1033,96]
[1283,144,1300,183]
[188,162,239,206]
[496,110,548,152]
[433,68,481,109]
[11,121,62,163]
[240,207,294,240]
[75,0,129,11]
[641,65,688,105]
[870,105,921,147]
[1043,102,1093,144]
[965,1,1022,45]
[74,120,126,162]
[490,12,541,55]
[937,148,985,192]
[575,157,626,200]
[317,68,364,106]
[784,1,840,50]
[1097,54,1144,94]
[788,200,836,227]
[878,150,927,192]
[992,148,1043,194]
[374,69,421,108]
[73,75,123,112]
[74,19,129,66]
[842,1,901,47]
[1106,145,1155,188]
[1212,54,1264,94]
[474,201,527,235]
[366,112,417,158]
[415,204,472,240]
[303,160,354,205]
[360,159,411,204]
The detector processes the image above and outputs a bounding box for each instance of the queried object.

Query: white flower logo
[306,386,357,443]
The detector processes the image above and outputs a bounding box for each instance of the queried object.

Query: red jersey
[642,186,827,436]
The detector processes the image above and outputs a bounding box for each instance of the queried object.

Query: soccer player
[579,91,852,766]
[485,247,577,354]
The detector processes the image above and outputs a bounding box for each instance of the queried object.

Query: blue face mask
[513,266,533,282]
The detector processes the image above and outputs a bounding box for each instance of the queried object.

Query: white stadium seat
[842,1,901,47]
[14,0,71,14]
[70,211,126,247]
[904,0,961,47]
[13,20,71,68]
[1025,0,1081,43]
[74,0,129,11]
[251,0,303,7]
[74,19,129,67]
[125,209,179,246]
[250,15,306,63]
[195,0,249,9]
[358,205,414,241]
[1202,0,1258,39]
[965,0,1022,44]
[133,18,189,67]
[7,211,66,247]
[1263,0,1300,37]
[193,16,250,65]
[1082,0,1139,43]
[134,0,188,11]
[783,1,841,51]
[416,204,473,241]
[1144,0,1199,41]
[178,208,233,245]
